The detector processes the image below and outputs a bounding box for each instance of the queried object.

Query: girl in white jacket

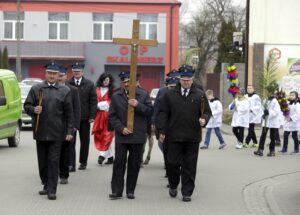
[229,88,250,149]
[245,85,263,148]
[200,90,226,149]
[279,91,300,154]
[254,89,282,157]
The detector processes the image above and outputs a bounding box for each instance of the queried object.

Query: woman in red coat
[92,73,115,165]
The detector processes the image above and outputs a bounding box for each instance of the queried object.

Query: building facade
[249,0,300,93]
[0,0,181,91]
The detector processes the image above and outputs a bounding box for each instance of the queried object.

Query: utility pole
[16,0,22,81]
[245,0,250,86]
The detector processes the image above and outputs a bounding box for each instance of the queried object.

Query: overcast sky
[179,0,246,23]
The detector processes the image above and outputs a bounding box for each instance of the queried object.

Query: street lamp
[16,0,22,81]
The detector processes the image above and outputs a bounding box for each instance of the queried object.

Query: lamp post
[16,0,22,81]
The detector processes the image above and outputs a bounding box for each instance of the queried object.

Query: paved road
[0,126,300,215]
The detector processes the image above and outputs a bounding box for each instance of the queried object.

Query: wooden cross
[113,19,158,132]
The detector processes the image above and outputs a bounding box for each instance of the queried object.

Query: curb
[243,171,300,215]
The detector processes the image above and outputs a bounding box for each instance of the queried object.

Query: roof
[9,0,181,5]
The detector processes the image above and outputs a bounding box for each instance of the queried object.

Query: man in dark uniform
[24,62,73,200]
[156,65,211,202]
[67,63,97,170]
[152,69,180,179]
[58,66,81,184]
[108,71,152,200]
[153,75,179,180]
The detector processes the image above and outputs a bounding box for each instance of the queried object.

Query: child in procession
[200,89,226,149]
[229,88,250,149]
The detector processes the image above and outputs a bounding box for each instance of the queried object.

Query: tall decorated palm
[227,63,239,97]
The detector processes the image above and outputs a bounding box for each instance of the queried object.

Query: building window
[48,12,69,40]
[93,13,113,41]
[137,14,158,40]
[3,12,24,40]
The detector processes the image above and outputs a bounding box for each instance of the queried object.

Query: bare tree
[183,9,219,82]
[180,0,246,82]
[206,0,245,30]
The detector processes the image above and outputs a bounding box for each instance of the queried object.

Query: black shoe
[267,151,275,157]
[109,193,122,200]
[39,190,47,195]
[127,193,135,199]
[47,193,56,200]
[182,196,191,202]
[169,188,177,198]
[105,157,114,165]
[69,166,76,172]
[78,164,86,170]
[98,156,105,165]
[60,178,68,185]
[254,149,263,156]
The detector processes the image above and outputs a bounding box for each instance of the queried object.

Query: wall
[84,42,166,81]
[113,13,136,39]
[25,12,48,41]
[0,10,168,43]
[69,12,93,42]
[250,0,300,45]
[0,1,180,75]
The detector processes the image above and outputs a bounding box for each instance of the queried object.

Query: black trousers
[68,134,76,168]
[141,142,146,163]
[163,142,168,176]
[78,120,90,165]
[232,126,244,143]
[275,129,281,143]
[283,131,299,151]
[111,143,143,195]
[36,141,62,194]
[258,127,277,152]
[245,123,258,144]
[167,141,200,197]
[60,140,70,179]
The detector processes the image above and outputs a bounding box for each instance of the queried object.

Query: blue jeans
[204,127,225,146]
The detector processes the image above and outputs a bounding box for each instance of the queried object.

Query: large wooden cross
[113,19,158,132]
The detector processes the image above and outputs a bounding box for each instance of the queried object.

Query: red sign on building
[107,45,164,64]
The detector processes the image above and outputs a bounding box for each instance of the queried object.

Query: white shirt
[74,77,82,86]
[100,87,108,96]
[47,82,56,87]
[181,87,190,96]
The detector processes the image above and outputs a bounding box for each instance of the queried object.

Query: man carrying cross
[108,19,156,200]
[108,71,152,200]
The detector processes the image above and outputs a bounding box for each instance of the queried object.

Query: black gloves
[264,109,269,116]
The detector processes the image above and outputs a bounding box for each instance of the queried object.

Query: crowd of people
[201,84,300,157]
[24,62,300,202]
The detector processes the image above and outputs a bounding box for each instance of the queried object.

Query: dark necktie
[183,89,188,97]
[125,90,129,97]
[76,80,79,87]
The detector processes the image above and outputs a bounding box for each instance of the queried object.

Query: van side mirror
[0,96,7,106]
